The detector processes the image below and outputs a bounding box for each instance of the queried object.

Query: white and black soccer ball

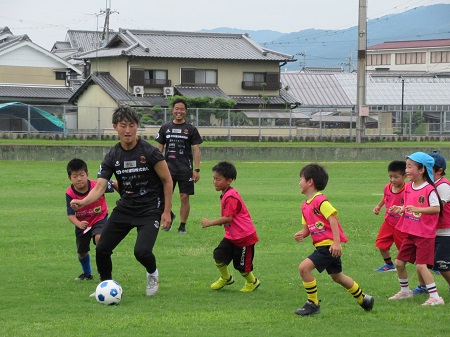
[95,280,123,305]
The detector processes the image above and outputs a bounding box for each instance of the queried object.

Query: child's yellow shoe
[210,275,234,290]
[240,278,261,292]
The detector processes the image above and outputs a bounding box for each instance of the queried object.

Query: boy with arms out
[70,107,173,296]
[66,158,117,280]
[201,161,261,292]
[372,160,407,272]
[294,163,374,316]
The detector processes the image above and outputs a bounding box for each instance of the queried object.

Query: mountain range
[201,4,450,71]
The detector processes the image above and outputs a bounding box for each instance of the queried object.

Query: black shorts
[172,173,195,195]
[434,236,450,271]
[308,245,343,275]
[213,238,255,273]
[75,220,106,254]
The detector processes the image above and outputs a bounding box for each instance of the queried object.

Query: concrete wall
[2,144,449,162]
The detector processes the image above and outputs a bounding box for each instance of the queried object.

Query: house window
[181,69,217,86]
[55,71,66,80]
[144,70,169,86]
[431,51,450,63]
[367,54,391,66]
[395,52,426,65]
[129,69,170,87]
[242,72,280,90]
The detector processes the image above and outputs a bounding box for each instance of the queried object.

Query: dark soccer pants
[95,209,160,280]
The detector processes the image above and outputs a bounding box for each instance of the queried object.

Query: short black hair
[67,158,88,176]
[388,160,406,175]
[112,106,140,125]
[212,161,237,180]
[300,163,328,191]
[171,98,188,109]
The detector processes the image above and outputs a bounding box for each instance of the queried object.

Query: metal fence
[1,104,449,141]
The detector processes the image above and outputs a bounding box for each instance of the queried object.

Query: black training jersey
[155,121,203,176]
[98,138,166,216]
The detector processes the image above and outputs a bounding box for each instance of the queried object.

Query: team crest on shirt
[418,195,425,204]
[183,129,189,135]
[94,206,101,213]
[313,206,320,215]
[140,156,146,164]
[315,221,324,229]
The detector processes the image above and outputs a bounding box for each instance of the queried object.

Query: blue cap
[407,152,435,181]
[428,151,446,170]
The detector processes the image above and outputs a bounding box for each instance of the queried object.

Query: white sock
[147,269,159,277]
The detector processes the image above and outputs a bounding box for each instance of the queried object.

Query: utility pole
[296,52,306,70]
[356,0,367,143]
[100,0,118,44]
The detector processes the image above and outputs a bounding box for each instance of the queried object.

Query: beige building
[69,29,296,130]
[366,38,450,74]
[0,27,81,105]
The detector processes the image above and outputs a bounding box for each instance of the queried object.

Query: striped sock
[303,279,319,305]
[347,281,364,305]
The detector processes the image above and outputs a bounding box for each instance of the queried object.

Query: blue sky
[1,0,449,49]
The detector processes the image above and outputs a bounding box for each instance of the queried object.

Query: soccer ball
[95,280,123,305]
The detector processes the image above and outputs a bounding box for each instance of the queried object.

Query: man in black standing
[156,98,203,234]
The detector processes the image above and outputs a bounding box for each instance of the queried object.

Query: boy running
[294,163,374,316]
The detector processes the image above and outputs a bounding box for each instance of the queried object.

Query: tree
[168,95,238,126]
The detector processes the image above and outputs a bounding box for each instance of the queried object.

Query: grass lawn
[0,160,448,337]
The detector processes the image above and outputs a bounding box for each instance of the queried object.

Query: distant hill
[201,4,450,71]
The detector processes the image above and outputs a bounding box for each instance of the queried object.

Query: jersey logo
[124,160,136,168]
[140,156,146,164]
[315,222,324,229]
[418,195,425,204]
[183,129,189,135]
[313,206,320,215]
[172,128,182,134]
[94,206,102,213]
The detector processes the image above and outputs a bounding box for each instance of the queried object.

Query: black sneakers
[295,301,321,316]
[75,273,93,281]
[360,294,375,311]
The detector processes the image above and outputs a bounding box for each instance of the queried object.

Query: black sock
[384,257,393,265]
[179,222,186,228]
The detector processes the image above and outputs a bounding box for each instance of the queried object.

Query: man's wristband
[194,168,200,172]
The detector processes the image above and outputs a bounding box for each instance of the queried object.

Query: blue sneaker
[412,285,427,294]
[374,263,396,272]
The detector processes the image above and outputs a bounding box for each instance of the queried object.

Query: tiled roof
[69,72,168,107]
[281,72,450,107]
[0,32,30,52]
[309,115,377,123]
[243,111,310,119]
[281,73,352,107]
[174,86,230,99]
[75,29,294,61]
[0,85,77,104]
[229,95,288,105]
[368,39,450,50]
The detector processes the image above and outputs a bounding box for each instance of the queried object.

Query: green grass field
[1,160,448,337]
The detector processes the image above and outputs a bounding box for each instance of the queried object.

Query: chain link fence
[1,104,449,141]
